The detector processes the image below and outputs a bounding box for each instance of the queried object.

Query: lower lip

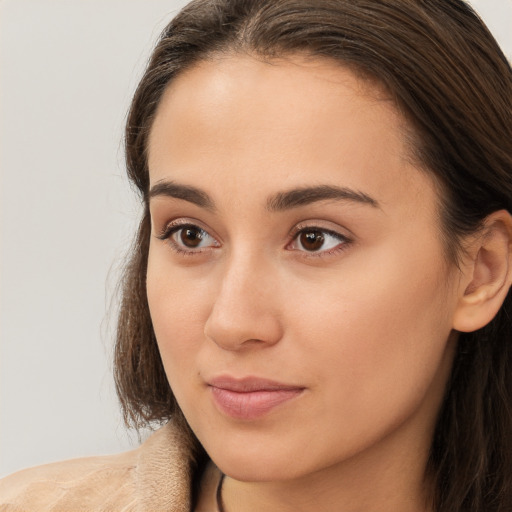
[210,387,303,420]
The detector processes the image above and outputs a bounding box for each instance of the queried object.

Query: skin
[146,55,464,512]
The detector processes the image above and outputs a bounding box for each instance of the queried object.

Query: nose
[204,252,284,351]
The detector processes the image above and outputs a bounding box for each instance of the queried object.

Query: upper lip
[207,375,304,392]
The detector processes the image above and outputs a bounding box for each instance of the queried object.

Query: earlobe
[452,210,512,333]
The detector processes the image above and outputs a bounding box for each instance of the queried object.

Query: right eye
[159,223,220,254]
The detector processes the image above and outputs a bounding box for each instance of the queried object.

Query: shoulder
[0,450,138,511]
[0,421,195,512]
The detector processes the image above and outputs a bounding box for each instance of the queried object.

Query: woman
[1,0,511,511]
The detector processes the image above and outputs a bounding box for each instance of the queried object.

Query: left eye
[289,228,346,253]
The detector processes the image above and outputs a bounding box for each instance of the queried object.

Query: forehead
[147,54,435,216]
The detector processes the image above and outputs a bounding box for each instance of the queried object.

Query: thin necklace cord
[216,472,226,512]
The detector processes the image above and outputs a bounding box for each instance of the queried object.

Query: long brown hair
[114,1,512,510]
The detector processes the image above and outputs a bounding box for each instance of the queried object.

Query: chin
[215,457,300,483]
[201,433,321,483]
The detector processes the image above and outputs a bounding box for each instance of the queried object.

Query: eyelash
[157,220,352,258]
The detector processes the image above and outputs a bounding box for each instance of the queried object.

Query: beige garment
[0,421,196,512]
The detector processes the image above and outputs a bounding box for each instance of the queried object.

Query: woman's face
[146,55,461,482]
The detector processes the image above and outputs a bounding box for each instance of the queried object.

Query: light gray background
[1,0,511,478]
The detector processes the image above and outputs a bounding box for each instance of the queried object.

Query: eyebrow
[267,185,379,211]
[149,180,215,210]
[148,180,379,212]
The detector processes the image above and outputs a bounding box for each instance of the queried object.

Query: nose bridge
[204,245,283,350]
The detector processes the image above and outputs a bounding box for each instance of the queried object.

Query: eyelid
[156,217,215,239]
[289,220,353,240]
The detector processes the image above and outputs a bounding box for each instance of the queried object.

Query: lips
[207,376,304,420]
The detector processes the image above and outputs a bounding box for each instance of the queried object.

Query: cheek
[286,239,455,423]
[146,247,213,386]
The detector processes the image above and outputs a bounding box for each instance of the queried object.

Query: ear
[453,210,512,333]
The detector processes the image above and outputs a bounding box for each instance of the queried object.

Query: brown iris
[180,227,203,248]
[299,230,325,251]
